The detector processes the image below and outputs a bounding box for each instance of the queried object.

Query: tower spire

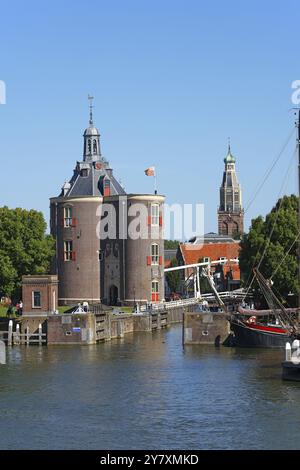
[88,94,94,126]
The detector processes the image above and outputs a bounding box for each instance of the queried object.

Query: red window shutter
[159,215,163,226]
[148,215,151,226]
[159,256,162,266]
[147,256,151,266]
[71,217,77,227]
[155,293,159,302]
[72,251,76,261]
[151,293,156,302]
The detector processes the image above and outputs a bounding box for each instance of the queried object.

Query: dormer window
[80,169,89,177]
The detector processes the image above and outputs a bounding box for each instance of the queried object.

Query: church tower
[218,144,244,237]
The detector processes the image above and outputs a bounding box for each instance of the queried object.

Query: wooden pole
[26,326,30,346]
[8,320,13,346]
[15,324,20,345]
[38,324,42,346]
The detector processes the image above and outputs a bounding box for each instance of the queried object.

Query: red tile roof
[179,242,240,280]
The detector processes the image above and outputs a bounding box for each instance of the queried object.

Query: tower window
[151,204,159,226]
[93,139,98,154]
[64,240,74,261]
[64,207,73,227]
[151,280,159,302]
[151,244,159,265]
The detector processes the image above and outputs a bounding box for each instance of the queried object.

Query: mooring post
[285,342,291,362]
[8,320,13,346]
[0,340,6,364]
[26,326,30,346]
[38,323,42,345]
[15,324,20,345]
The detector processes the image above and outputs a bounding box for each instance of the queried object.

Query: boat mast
[297,110,300,310]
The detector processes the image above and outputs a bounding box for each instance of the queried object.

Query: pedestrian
[6,304,13,317]
[19,300,23,316]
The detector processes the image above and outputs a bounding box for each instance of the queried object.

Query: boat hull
[230,320,292,348]
[282,361,300,381]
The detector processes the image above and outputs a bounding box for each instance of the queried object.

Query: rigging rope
[242,142,297,301]
[244,127,295,214]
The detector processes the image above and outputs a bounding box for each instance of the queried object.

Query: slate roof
[59,160,126,198]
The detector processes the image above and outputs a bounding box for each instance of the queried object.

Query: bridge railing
[138,289,250,313]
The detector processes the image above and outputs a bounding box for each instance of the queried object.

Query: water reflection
[0,326,299,449]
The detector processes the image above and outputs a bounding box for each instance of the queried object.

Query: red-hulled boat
[229,269,300,348]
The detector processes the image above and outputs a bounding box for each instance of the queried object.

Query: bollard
[0,340,6,364]
[38,323,42,345]
[26,326,30,346]
[8,320,13,346]
[15,324,20,345]
[285,342,291,362]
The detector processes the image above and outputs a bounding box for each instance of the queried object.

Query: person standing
[19,300,23,316]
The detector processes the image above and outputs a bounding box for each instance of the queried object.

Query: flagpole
[154,172,157,195]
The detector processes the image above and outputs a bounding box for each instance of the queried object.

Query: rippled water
[0,324,299,450]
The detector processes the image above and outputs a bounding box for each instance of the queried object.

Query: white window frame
[151,203,159,226]
[32,291,41,309]
[151,243,159,265]
[64,240,73,261]
[151,280,159,295]
[203,257,210,263]
[64,206,72,228]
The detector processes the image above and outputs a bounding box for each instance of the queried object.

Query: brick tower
[218,144,244,237]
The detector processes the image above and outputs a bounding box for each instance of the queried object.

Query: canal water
[0,324,299,450]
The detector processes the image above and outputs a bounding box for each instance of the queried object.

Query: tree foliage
[239,195,299,305]
[166,258,180,293]
[164,239,180,249]
[0,207,55,299]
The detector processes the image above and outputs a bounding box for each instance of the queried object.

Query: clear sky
[0,0,299,237]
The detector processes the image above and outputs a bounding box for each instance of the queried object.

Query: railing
[139,289,250,313]
[0,321,46,346]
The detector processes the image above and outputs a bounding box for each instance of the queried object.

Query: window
[80,169,88,177]
[64,240,74,261]
[151,244,159,265]
[93,139,98,154]
[151,280,159,302]
[151,204,159,226]
[64,207,72,227]
[32,291,41,308]
[219,256,226,263]
[203,257,210,263]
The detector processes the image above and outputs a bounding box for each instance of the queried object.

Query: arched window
[93,139,97,154]
[88,139,92,154]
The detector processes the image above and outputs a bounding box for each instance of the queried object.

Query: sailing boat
[230,269,300,348]
[229,111,300,348]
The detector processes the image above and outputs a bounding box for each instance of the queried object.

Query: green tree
[164,240,180,250]
[239,194,299,305]
[0,207,55,299]
[166,258,180,293]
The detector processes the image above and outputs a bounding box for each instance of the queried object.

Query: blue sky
[0,0,299,237]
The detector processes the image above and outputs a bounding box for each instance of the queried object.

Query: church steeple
[218,142,244,237]
[83,95,101,162]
